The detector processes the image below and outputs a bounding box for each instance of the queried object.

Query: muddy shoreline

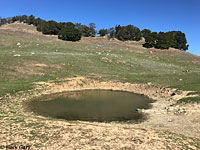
[26,77,200,137]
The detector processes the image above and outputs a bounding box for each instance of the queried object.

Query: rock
[171,92,176,96]
[183,70,190,73]
[17,42,21,46]
[13,54,21,57]
[179,108,186,113]
[168,119,173,122]
[147,82,152,85]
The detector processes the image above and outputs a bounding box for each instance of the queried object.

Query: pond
[26,90,153,122]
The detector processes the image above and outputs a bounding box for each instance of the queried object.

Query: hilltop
[0,14,190,50]
[0,23,200,149]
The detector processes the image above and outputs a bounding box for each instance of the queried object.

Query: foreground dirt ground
[0,77,200,150]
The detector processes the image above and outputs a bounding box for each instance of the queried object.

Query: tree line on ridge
[0,15,189,50]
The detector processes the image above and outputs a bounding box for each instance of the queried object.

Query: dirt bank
[0,77,199,149]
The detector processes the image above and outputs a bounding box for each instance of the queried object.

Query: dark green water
[26,90,152,122]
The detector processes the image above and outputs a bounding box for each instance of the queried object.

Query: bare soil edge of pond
[0,76,200,150]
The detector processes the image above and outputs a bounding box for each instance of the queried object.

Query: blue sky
[0,0,199,56]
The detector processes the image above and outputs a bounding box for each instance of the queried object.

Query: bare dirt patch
[0,22,42,35]
[34,63,48,67]
[7,60,62,77]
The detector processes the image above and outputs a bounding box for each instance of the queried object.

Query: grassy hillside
[0,23,200,96]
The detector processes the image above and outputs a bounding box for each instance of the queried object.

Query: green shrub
[58,26,81,41]
[187,91,200,96]
[143,31,189,50]
[178,97,200,103]
[115,25,141,41]
[143,43,153,48]
[39,20,61,35]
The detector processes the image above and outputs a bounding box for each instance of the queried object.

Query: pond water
[26,90,153,122]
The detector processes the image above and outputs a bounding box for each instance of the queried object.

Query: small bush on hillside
[58,26,81,41]
[143,43,153,48]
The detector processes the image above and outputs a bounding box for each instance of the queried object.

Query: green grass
[178,97,200,103]
[0,80,34,97]
[10,117,25,123]
[0,24,200,96]
[187,91,200,96]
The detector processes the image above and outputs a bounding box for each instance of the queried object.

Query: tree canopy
[142,31,189,50]
[27,15,35,25]
[115,25,141,41]
[38,20,61,35]
[98,29,108,36]
[58,24,81,41]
